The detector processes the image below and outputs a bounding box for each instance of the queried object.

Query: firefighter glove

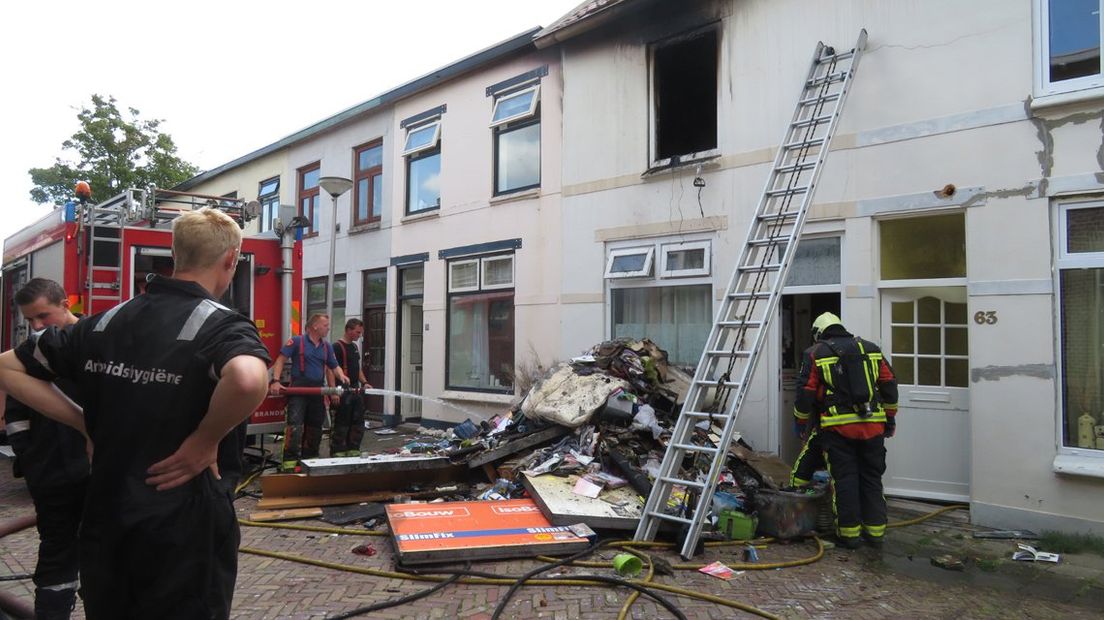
[884,417,896,438]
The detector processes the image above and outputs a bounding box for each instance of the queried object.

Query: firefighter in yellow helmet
[793,312,898,549]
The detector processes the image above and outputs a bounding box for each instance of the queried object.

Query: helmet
[811,312,843,341]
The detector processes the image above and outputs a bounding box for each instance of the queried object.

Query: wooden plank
[260,467,465,500]
[301,453,454,476]
[248,508,323,522]
[466,425,570,468]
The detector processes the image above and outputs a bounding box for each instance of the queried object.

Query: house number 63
[973,310,997,325]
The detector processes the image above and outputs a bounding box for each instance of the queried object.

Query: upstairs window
[354,141,383,225]
[298,163,320,234]
[403,113,442,215]
[492,84,541,195]
[652,27,718,164]
[258,177,279,233]
[1037,0,1103,95]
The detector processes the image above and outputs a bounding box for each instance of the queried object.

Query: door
[362,270,387,414]
[396,266,424,420]
[779,293,841,465]
[881,288,970,501]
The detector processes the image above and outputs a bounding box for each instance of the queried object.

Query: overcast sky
[0,0,581,245]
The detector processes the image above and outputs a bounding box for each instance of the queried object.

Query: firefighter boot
[279,460,299,473]
[35,586,77,620]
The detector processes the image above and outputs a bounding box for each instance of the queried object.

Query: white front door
[880,288,970,501]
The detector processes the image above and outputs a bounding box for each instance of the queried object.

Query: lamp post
[319,176,354,339]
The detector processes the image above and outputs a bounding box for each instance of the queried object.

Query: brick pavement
[2,461,1103,619]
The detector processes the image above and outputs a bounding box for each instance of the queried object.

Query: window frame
[481,254,515,290]
[493,115,541,196]
[445,252,516,394]
[659,240,711,279]
[297,162,321,235]
[258,176,280,233]
[605,247,655,279]
[648,24,721,168]
[353,140,384,226]
[402,121,441,157]
[1033,0,1104,97]
[490,84,541,128]
[1054,197,1104,462]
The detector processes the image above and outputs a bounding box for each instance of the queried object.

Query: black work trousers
[29,479,86,619]
[331,390,366,454]
[790,430,825,486]
[282,379,326,462]
[821,430,887,539]
[79,475,239,620]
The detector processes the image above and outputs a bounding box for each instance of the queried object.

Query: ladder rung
[748,237,788,247]
[797,92,841,107]
[775,161,817,174]
[739,263,782,273]
[659,477,705,489]
[792,114,833,129]
[91,267,121,272]
[765,186,809,197]
[828,49,855,61]
[807,71,847,87]
[716,318,764,329]
[670,442,719,454]
[782,137,825,151]
[759,211,800,222]
[682,411,729,421]
[693,379,741,389]
[728,291,771,300]
[646,512,693,526]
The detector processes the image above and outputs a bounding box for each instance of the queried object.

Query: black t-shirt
[16,276,270,527]
[334,339,361,387]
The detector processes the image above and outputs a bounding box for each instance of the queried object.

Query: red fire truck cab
[1,187,302,434]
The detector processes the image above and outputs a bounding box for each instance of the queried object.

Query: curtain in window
[612,285,711,366]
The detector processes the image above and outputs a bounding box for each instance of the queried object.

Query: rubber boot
[279,460,298,473]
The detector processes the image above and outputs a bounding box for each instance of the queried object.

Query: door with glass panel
[880,289,970,501]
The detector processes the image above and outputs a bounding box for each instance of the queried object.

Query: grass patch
[975,558,1001,572]
[1038,530,1104,557]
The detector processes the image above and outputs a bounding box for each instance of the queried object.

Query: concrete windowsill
[489,188,541,205]
[1030,87,1104,112]
[400,210,440,224]
[349,222,381,235]
[440,390,517,405]
[1052,453,1104,479]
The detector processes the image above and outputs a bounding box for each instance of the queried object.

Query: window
[404,120,441,215]
[888,296,969,388]
[880,213,966,281]
[258,177,279,233]
[606,238,713,366]
[786,237,842,287]
[605,247,655,279]
[1057,202,1104,451]
[612,286,712,366]
[659,241,711,278]
[298,163,321,234]
[492,85,541,195]
[652,27,718,164]
[354,142,383,225]
[1037,0,1103,95]
[305,274,346,341]
[447,254,514,392]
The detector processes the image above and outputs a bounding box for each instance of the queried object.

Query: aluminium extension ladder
[633,30,868,559]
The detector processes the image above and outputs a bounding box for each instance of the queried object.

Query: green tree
[28,94,199,205]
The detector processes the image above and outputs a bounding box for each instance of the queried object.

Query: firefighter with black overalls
[332,318,371,457]
[794,312,898,549]
[0,208,271,618]
[270,313,348,472]
[5,278,87,619]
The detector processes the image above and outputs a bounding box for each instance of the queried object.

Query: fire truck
[1,186,303,434]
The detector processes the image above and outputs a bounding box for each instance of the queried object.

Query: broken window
[1039,0,1103,94]
[653,27,719,163]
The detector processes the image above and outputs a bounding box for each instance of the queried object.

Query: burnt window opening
[654,28,718,161]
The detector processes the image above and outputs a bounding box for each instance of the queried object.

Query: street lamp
[319,176,353,339]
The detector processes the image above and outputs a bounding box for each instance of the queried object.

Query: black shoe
[839,536,863,550]
[864,535,885,548]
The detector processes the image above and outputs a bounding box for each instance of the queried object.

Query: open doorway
[779,292,840,464]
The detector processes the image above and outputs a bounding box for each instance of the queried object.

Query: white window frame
[1033,0,1104,97]
[481,255,515,290]
[490,84,541,128]
[402,120,441,156]
[1052,198,1104,474]
[659,240,711,278]
[447,258,480,293]
[605,247,655,279]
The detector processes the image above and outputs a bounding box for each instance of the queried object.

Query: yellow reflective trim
[839,525,861,537]
[820,411,888,427]
[863,524,886,536]
[794,408,810,420]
